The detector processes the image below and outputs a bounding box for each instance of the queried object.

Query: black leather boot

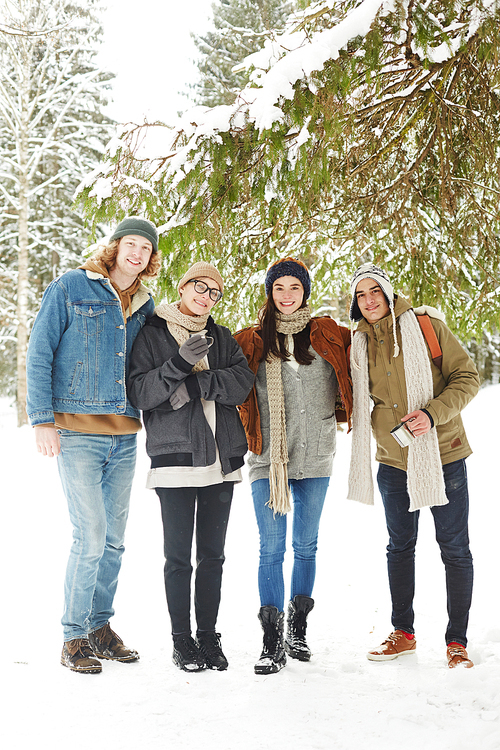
[284,595,314,661]
[254,606,287,675]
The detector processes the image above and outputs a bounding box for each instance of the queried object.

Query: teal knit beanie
[110,216,158,253]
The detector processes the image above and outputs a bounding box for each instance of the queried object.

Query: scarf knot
[155,301,210,373]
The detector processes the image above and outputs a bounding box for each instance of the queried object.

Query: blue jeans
[251,477,330,611]
[57,431,137,641]
[377,459,473,647]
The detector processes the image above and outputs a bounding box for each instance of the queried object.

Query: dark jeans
[377,459,473,647]
[156,483,233,635]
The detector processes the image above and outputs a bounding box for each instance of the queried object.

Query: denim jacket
[26,268,154,426]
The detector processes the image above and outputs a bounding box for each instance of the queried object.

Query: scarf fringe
[265,305,311,514]
[267,463,292,515]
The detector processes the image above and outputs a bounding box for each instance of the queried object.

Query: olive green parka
[355,296,480,471]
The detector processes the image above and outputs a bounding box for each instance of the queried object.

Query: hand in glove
[170,382,190,410]
[178,334,209,366]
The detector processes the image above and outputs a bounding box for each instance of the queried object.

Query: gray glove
[178,334,209,366]
[170,382,190,410]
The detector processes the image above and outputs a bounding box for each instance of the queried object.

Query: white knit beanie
[349,263,394,322]
[349,263,399,362]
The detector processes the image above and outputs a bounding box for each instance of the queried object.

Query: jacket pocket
[318,415,336,456]
[69,361,84,395]
[75,304,106,336]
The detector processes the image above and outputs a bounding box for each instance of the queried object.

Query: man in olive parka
[347,263,480,669]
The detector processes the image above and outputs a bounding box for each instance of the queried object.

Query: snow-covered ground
[2,386,499,750]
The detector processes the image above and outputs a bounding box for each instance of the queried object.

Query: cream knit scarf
[265,305,311,515]
[348,309,448,512]
[155,301,210,373]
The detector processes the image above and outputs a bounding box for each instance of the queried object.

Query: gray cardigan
[248,351,338,483]
[127,315,254,475]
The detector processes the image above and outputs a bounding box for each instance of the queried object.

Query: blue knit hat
[265,257,311,299]
[110,216,159,254]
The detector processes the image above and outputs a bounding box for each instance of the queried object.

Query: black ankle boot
[254,606,286,675]
[196,631,228,671]
[284,595,314,661]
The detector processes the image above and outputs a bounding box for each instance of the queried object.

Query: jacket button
[387,371,391,376]
[117,352,124,357]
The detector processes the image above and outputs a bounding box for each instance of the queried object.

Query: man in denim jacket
[26,217,160,674]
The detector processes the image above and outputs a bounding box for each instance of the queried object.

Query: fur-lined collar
[84,268,152,316]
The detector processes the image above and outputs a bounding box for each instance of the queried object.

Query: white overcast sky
[98,0,215,125]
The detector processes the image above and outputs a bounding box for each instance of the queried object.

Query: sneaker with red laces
[367,630,417,661]
[447,643,473,669]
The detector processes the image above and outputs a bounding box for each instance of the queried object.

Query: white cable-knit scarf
[265,305,311,515]
[347,309,448,512]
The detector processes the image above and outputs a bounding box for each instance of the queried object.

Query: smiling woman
[234,256,353,676]
[127,259,254,674]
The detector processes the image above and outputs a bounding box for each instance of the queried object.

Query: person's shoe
[172,634,206,672]
[196,631,228,671]
[447,643,473,669]
[367,630,417,661]
[88,623,139,662]
[254,606,287,675]
[61,638,102,674]
[285,595,314,662]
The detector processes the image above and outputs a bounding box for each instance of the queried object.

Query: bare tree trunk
[16,47,30,428]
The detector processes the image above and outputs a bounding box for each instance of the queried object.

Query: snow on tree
[0,0,115,425]
[191,0,296,107]
[78,0,500,343]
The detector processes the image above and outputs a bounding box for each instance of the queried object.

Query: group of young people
[26,216,480,676]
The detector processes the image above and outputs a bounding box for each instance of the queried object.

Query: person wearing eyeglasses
[127,262,254,673]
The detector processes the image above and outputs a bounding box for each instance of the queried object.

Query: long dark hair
[258,295,314,365]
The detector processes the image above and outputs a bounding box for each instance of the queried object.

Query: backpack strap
[417,314,443,371]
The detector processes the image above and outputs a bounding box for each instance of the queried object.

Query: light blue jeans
[57,430,137,641]
[251,477,330,611]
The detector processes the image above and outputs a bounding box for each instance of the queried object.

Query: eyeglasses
[188,279,223,302]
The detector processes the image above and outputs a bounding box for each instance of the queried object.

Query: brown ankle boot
[88,623,139,662]
[61,638,102,673]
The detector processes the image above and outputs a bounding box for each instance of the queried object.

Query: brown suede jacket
[234,317,353,455]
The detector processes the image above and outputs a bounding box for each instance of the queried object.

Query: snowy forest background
[1,0,500,427]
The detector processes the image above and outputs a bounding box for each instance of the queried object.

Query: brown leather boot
[61,639,102,673]
[88,623,139,662]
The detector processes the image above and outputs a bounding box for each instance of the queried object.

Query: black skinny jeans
[156,482,234,635]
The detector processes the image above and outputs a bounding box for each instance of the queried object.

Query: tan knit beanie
[177,261,224,295]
